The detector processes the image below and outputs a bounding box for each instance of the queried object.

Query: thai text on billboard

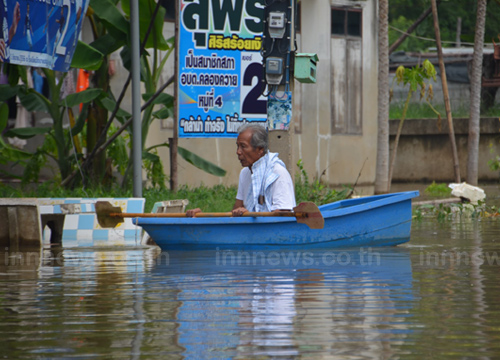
[178,0,267,138]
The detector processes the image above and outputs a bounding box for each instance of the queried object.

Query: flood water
[1,217,500,359]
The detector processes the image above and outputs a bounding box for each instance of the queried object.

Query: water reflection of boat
[136,191,419,250]
[153,248,413,358]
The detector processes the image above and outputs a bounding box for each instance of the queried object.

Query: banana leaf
[142,92,174,106]
[0,85,21,101]
[89,33,125,57]
[152,107,174,120]
[4,127,52,139]
[19,90,50,113]
[121,0,169,50]
[71,41,104,70]
[90,0,130,39]
[97,96,132,119]
[0,103,8,132]
[71,104,89,136]
[178,146,227,177]
[63,88,103,108]
[146,142,227,177]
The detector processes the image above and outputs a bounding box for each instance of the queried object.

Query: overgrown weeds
[413,182,494,221]
[413,202,484,221]
[295,159,350,205]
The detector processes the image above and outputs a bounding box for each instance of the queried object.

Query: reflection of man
[0,1,21,62]
[23,3,32,49]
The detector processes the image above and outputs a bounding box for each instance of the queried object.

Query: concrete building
[134,0,380,192]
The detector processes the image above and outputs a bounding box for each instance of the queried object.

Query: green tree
[389,0,500,50]
[467,0,488,185]
[376,0,390,194]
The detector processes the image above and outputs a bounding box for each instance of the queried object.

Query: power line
[389,25,488,47]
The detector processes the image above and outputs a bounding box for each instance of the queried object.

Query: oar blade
[95,201,124,228]
[293,202,324,229]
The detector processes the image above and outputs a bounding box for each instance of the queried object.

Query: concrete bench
[38,198,145,247]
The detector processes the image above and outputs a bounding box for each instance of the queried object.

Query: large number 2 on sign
[56,0,71,56]
[242,62,267,115]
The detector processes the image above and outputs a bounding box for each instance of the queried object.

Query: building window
[295,3,301,33]
[331,8,361,37]
[330,7,363,135]
[160,0,176,22]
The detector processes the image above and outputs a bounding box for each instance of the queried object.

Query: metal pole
[130,0,142,197]
[170,0,179,192]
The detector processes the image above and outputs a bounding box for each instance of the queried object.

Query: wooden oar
[95,201,324,229]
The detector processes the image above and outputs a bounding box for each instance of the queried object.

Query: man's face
[236,130,264,168]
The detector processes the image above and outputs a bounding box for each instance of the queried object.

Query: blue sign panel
[0,0,89,72]
[178,0,267,138]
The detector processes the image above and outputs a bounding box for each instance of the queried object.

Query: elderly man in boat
[187,123,296,217]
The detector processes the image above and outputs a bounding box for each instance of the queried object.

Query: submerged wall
[390,117,500,182]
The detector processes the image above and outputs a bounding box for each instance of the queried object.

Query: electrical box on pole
[261,0,295,88]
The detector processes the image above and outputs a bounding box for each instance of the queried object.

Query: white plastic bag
[448,182,486,205]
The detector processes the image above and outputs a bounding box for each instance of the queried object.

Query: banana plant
[73,0,226,188]
[0,66,103,184]
[1,0,225,189]
[0,101,32,179]
[387,59,439,192]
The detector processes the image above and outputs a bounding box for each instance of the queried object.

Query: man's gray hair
[238,123,268,152]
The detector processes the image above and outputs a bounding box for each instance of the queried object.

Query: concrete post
[269,123,295,181]
[0,199,42,249]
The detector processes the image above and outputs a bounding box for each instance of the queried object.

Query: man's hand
[186,208,202,217]
[232,207,248,217]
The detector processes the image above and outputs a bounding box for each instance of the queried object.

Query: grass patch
[482,103,500,117]
[0,176,350,213]
[143,185,237,213]
[424,181,452,197]
[0,181,237,213]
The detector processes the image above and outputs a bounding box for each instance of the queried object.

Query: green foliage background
[389,0,500,52]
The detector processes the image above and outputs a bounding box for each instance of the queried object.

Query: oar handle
[199,211,305,218]
[95,201,323,229]
[109,211,305,218]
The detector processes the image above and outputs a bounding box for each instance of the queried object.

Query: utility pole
[170,0,179,192]
[130,0,142,197]
[263,0,297,176]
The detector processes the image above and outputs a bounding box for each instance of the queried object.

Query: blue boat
[135,191,419,250]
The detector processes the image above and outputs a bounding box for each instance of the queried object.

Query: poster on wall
[1,0,89,72]
[178,0,267,138]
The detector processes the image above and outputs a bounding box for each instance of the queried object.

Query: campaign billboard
[178,0,267,138]
[0,0,89,72]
